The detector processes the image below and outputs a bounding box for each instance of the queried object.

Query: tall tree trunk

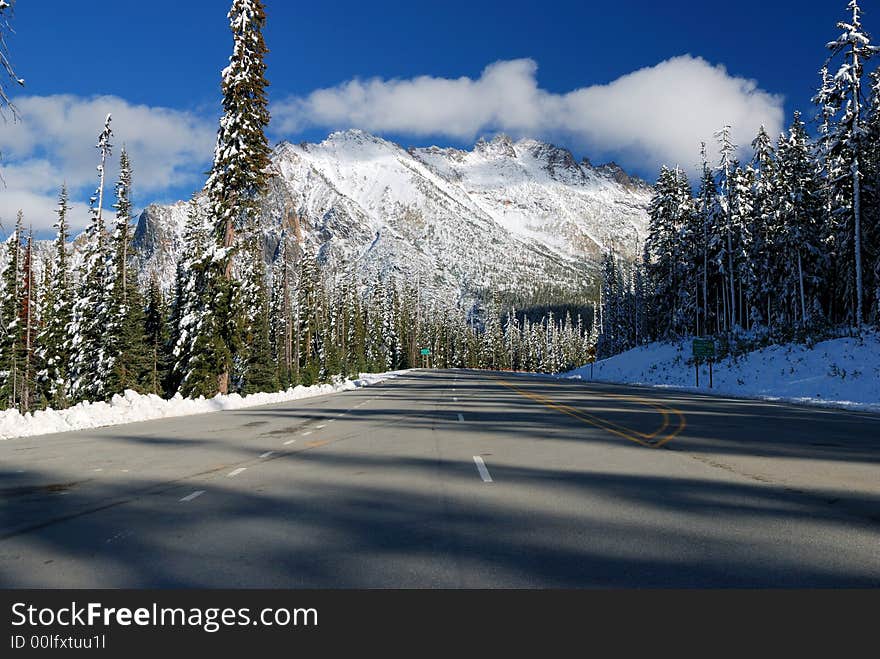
[853,157,863,326]
[797,249,807,325]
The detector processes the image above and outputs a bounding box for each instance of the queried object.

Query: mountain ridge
[133,130,652,306]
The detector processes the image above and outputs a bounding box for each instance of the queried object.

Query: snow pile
[564,334,880,412]
[0,371,409,441]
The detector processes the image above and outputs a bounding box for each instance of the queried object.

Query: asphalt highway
[1,369,878,587]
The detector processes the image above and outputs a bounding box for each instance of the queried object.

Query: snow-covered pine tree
[748,126,779,330]
[35,186,73,408]
[775,112,825,330]
[68,115,113,403]
[345,277,365,375]
[862,68,880,324]
[170,198,212,396]
[0,213,22,410]
[240,234,278,394]
[295,247,320,385]
[596,251,622,358]
[143,272,170,396]
[106,147,151,395]
[728,164,757,331]
[696,143,721,336]
[381,283,399,372]
[18,228,38,412]
[269,236,295,386]
[644,166,694,338]
[202,0,272,394]
[715,126,740,332]
[820,0,879,326]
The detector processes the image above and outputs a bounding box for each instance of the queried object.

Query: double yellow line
[493,377,686,448]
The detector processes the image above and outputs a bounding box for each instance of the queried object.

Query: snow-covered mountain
[134,130,651,305]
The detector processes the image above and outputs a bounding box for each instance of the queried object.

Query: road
[1,369,879,587]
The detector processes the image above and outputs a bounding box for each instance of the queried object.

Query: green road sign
[420,348,431,356]
[692,338,715,360]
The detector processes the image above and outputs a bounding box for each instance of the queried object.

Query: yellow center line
[493,377,686,448]
[304,439,333,449]
[561,387,672,440]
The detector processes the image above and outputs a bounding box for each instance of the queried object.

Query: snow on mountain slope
[133,131,652,305]
[563,334,880,412]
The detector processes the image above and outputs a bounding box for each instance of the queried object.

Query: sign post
[420,348,431,369]
[692,338,715,389]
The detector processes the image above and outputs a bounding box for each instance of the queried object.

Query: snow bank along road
[0,370,878,587]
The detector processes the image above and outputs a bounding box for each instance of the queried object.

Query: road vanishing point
[1,370,878,587]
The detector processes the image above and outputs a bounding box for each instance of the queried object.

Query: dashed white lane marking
[302,431,313,436]
[284,439,296,446]
[316,424,327,429]
[260,451,275,459]
[120,469,129,473]
[473,457,493,483]
[457,413,464,422]
[327,419,335,423]
[453,397,458,402]
[179,490,206,502]
[93,468,103,472]
[227,468,247,477]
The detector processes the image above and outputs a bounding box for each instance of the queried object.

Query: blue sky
[0,0,867,235]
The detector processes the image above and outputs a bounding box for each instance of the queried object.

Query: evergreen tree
[715,126,740,332]
[202,0,272,394]
[106,147,151,394]
[696,143,721,336]
[18,229,37,411]
[69,114,113,402]
[644,166,694,338]
[240,234,279,394]
[295,247,320,384]
[862,68,880,324]
[820,0,878,325]
[143,272,170,396]
[0,212,22,409]
[36,186,73,408]
[776,112,825,329]
[749,126,779,329]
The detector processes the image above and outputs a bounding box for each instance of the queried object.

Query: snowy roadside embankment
[563,334,880,413]
[0,371,410,441]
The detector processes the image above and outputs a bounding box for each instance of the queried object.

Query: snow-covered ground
[0,371,410,441]
[563,334,880,413]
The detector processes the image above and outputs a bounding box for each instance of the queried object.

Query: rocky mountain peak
[475,134,518,158]
[132,130,651,306]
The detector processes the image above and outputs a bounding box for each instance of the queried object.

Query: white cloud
[0,94,214,232]
[274,55,785,173]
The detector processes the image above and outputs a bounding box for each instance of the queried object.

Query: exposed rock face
[132,131,652,304]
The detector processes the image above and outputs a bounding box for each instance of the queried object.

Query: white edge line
[473,456,493,483]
